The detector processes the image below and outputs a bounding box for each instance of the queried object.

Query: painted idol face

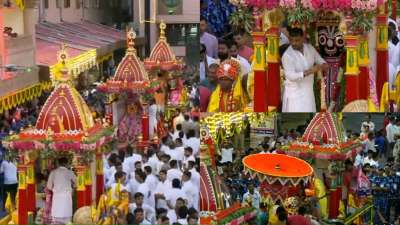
[318,26,345,57]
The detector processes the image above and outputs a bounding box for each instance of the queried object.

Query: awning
[36,21,127,76]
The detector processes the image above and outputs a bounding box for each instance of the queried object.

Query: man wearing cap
[207,59,248,112]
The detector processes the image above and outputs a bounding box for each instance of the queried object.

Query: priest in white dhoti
[281,27,329,112]
[46,157,76,224]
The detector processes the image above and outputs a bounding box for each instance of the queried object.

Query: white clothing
[361,121,375,133]
[167,210,178,224]
[167,168,183,182]
[145,174,159,189]
[282,44,326,112]
[354,154,364,167]
[148,155,162,175]
[166,188,187,209]
[47,167,76,218]
[189,168,200,188]
[363,157,379,167]
[182,155,196,170]
[242,190,262,209]
[110,183,128,201]
[149,104,158,138]
[139,219,152,225]
[389,63,399,90]
[389,39,400,69]
[155,180,172,209]
[182,180,199,210]
[177,218,188,225]
[1,161,17,184]
[232,55,251,75]
[165,148,182,162]
[200,56,217,81]
[129,203,156,224]
[221,148,233,163]
[185,137,200,156]
[280,32,290,46]
[137,183,154,208]
[127,179,140,197]
[387,123,400,143]
[160,144,170,154]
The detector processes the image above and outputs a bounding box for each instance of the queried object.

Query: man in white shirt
[144,166,158,190]
[200,43,217,82]
[110,171,128,201]
[185,130,200,156]
[242,183,261,209]
[361,115,375,133]
[1,160,17,210]
[106,161,124,189]
[282,27,329,112]
[154,170,171,210]
[188,161,200,188]
[167,160,183,182]
[181,171,199,210]
[129,192,156,224]
[46,157,76,224]
[133,208,151,225]
[230,42,251,76]
[166,179,187,209]
[389,19,400,70]
[167,198,186,224]
[135,170,154,208]
[177,206,189,225]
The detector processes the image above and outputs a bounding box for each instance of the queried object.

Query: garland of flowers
[241,0,380,33]
[217,207,256,225]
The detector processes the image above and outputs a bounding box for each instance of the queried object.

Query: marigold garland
[0,81,52,114]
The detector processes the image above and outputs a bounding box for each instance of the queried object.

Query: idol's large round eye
[336,36,344,47]
[319,35,327,45]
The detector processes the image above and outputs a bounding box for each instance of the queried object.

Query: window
[84,0,90,8]
[165,23,199,46]
[158,0,183,15]
[56,0,61,8]
[64,0,70,8]
[44,0,49,8]
[94,0,99,8]
[76,0,80,8]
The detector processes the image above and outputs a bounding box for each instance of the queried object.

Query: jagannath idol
[207,59,249,112]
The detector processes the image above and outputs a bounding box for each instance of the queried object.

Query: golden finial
[159,20,167,40]
[58,43,68,66]
[52,44,71,83]
[126,27,137,53]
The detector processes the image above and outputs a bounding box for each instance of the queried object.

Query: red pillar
[96,151,104,204]
[252,31,267,112]
[376,9,389,103]
[26,162,36,213]
[18,164,28,225]
[76,165,86,209]
[85,166,92,206]
[344,35,360,103]
[266,27,281,110]
[392,0,396,20]
[358,35,370,100]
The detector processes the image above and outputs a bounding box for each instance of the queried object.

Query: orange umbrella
[243,154,313,186]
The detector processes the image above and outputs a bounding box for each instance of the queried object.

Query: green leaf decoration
[379,28,384,44]
[349,51,354,67]
[256,46,261,64]
[359,43,365,58]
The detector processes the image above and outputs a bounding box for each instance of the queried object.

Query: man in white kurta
[46,157,76,224]
[281,28,328,112]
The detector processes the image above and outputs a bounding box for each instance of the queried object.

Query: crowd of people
[102,113,200,225]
